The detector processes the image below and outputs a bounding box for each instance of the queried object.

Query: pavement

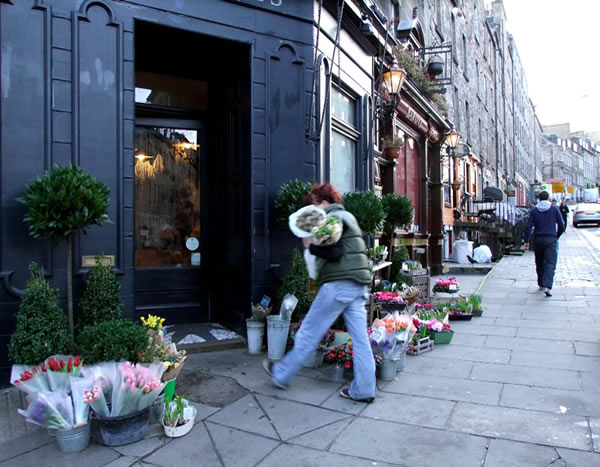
[1,226,600,466]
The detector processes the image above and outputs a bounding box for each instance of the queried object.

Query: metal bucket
[94,407,151,446]
[55,423,90,453]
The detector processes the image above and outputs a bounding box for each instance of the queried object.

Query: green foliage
[76,319,148,364]
[274,179,313,228]
[468,294,482,309]
[382,194,414,232]
[394,47,449,117]
[381,135,405,148]
[275,248,312,322]
[18,165,111,245]
[79,252,123,327]
[390,246,410,284]
[9,264,70,364]
[342,191,386,237]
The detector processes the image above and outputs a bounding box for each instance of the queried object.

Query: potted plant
[246,300,271,355]
[162,395,197,438]
[382,193,414,253]
[381,135,405,160]
[291,322,334,368]
[324,342,353,381]
[369,312,411,380]
[12,355,90,453]
[274,179,313,229]
[432,277,460,297]
[18,165,111,344]
[469,294,483,317]
[451,176,464,192]
[426,318,454,344]
[9,263,70,366]
[342,190,386,238]
[373,291,407,313]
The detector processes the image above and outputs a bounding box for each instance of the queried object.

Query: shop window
[331,86,359,194]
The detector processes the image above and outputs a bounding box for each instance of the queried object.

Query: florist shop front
[0,0,317,379]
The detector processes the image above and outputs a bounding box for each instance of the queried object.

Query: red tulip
[41,362,47,372]
[60,360,65,370]
[67,358,73,372]
[74,356,81,367]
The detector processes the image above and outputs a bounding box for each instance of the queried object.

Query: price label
[449,284,457,291]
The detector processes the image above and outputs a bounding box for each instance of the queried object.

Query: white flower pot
[162,406,197,438]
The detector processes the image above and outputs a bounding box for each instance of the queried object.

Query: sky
[498,0,600,134]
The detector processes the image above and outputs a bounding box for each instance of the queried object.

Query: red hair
[307,183,342,205]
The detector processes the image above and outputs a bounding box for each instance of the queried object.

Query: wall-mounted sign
[186,237,199,251]
[396,99,429,135]
[81,255,115,267]
[552,182,565,193]
[567,186,575,194]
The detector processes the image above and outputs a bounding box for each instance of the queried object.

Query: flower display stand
[429,293,465,307]
[407,337,434,355]
[429,330,454,344]
[471,308,483,317]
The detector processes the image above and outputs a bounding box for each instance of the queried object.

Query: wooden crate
[407,337,434,355]
[404,274,430,304]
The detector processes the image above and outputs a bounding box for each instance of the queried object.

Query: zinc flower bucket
[267,315,290,360]
[377,359,397,381]
[94,407,151,446]
[246,318,265,355]
[55,423,90,453]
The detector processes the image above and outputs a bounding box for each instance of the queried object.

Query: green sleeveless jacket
[315,204,372,286]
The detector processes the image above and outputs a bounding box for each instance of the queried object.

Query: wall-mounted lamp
[444,128,461,155]
[382,56,406,103]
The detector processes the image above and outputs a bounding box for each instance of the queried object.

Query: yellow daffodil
[140,314,166,329]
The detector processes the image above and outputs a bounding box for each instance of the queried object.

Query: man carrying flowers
[264,183,375,403]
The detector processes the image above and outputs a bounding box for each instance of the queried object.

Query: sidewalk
[1,227,599,466]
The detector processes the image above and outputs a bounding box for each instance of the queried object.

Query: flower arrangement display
[11,355,90,432]
[163,394,197,437]
[325,342,353,369]
[251,303,272,321]
[138,314,187,382]
[432,277,459,294]
[436,300,473,317]
[81,361,165,417]
[412,311,452,342]
[369,312,414,360]
[288,205,343,246]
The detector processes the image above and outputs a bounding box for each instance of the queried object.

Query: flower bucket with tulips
[369,312,414,360]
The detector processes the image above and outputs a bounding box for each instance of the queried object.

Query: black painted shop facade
[0,0,391,377]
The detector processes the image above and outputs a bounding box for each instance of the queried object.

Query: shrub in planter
[275,248,312,322]
[274,179,313,229]
[382,194,414,233]
[18,165,111,343]
[342,191,386,237]
[9,263,70,364]
[79,252,123,327]
[390,245,410,284]
[76,319,147,364]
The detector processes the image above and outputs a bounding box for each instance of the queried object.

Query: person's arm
[523,211,535,245]
[555,206,565,237]
[309,242,344,261]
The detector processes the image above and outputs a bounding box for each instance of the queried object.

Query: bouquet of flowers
[288,205,343,246]
[412,312,451,338]
[324,342,353,369]
[432,277,460,294]
[138,314,187,382]
[81,361,165,417]
[12,355,89,431]
[369,312,414,359]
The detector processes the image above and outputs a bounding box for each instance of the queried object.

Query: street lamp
[382,56,406,108]
[444,128,461,155]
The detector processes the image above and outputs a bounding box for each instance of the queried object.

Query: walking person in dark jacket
[523,191,565,296]
[264,184,376,402]
[559,201,569,229]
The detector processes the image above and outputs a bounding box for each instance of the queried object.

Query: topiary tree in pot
[274,179,313,229]
[78,252,123,327]
[342,191,386,238]
[9,263,71,364]
[382,193,414,254]
[275,248,312,322]
[18,165,111,344]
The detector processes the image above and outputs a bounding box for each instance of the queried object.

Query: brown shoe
[340,388,374,403]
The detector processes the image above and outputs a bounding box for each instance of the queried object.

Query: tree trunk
[66,235,74,345]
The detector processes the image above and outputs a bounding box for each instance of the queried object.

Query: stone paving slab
[517,327,599,343]
[258,443,398,467]
[580,372,600,395]
[0,441,120,467]
[510,349,600,372]
[494,318,569,330]
[484,335,575,354]
[207,394,280,439]
[287,418,353,450]
[590,418,600,453]
[500,384,600,418]
[361,392,455,429]
[469,362,581,390]
[574,341,600,356]
[447,402,591,450]
[449,323,517,337]
[556,447,600,466]
[483,438,559,467]
[384,373,503,405]
[330,417,488,467]
[420,343,511,364]
[205,422,280,467]
[402,354,475,377]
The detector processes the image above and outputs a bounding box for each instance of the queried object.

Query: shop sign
[397,99,429,135]
[567,186,575,194]
[552,181,565,193]
[224,0,312,20]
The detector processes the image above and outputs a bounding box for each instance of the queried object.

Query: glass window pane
[331,88,356,125]
[135,126,201,268]
[331,130,356,194]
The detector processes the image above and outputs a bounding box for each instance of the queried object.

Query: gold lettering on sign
[406,107,423,127]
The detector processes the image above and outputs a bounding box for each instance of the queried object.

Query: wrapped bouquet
[288,205,343,246]
[369,312,414,360]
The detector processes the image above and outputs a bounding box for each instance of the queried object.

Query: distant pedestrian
[523,191,565,296]
[559,201,569,229]
[264,183,376,402]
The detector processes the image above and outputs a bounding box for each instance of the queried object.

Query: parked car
[572,203,600,228]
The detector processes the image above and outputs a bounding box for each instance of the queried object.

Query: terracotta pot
[383,147,401,159]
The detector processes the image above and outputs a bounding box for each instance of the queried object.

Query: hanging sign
[567,186,575,194]
[396,99,429,135]
[552,181,565,193]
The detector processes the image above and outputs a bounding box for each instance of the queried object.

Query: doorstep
[164,322,246,354]
[443,262,494,275]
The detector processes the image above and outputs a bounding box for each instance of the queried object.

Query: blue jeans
[272,280,376,400]
[533,235,558,289]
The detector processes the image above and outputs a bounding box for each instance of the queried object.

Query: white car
[573,203,600,228]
